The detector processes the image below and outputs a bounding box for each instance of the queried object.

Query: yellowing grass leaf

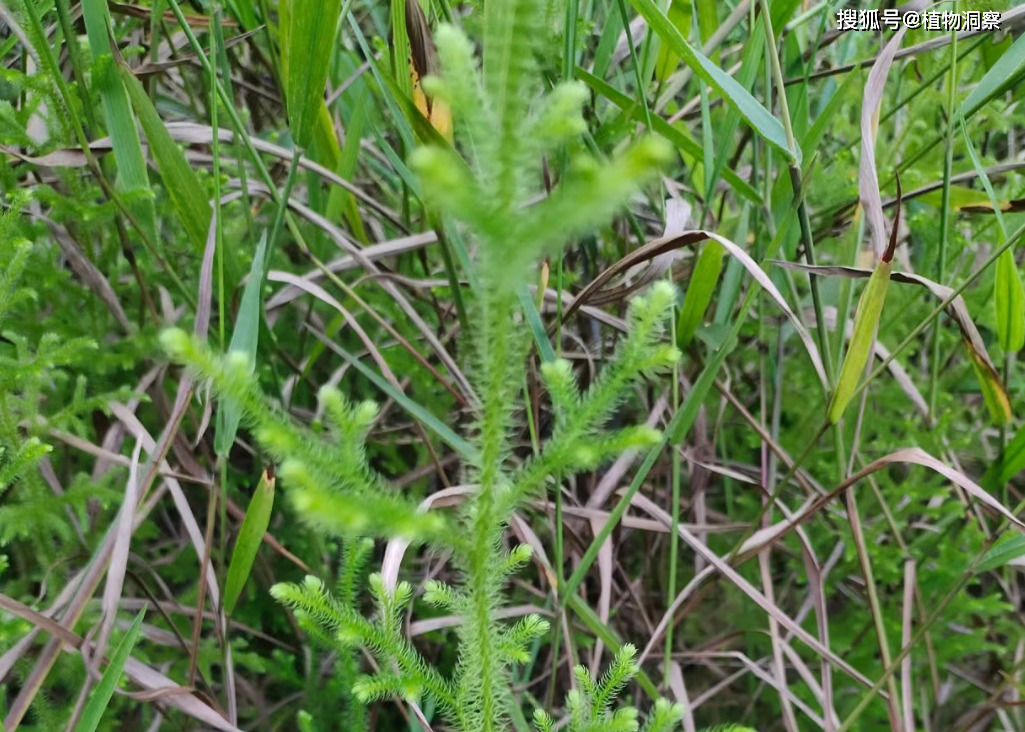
[224,468,276,614]
[777,260,1013,426]
[283,0,342,148]
[120,66,212,254]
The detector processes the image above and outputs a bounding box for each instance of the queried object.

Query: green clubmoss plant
[160,0,685,727]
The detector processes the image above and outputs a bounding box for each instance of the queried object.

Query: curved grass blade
[224,468,276,614]
[777,259,1013,426]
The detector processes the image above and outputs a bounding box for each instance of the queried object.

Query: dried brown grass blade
[860,26,908,260]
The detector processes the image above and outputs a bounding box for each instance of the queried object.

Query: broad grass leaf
[74,610,146,732]
[626,0,798,163]
[224,468,276,614]
[215,233,268,456]
[283,0,342,148]
[120,66,212,254]
[962,31,1025,119]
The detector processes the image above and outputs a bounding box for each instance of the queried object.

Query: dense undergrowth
[2,0,1025,730]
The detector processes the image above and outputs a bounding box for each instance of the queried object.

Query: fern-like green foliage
[161,0,681,729]
[0,204,123,552]
[534,646,684,732]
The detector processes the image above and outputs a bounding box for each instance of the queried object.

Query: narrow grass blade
[995,250,1024,353]
[984,422,1025,489]
[829,182,901,424]
[73,610,146,732]
[215,233,268,456]
[828,260,891,424]
[80,0,157,240]
[960,114,1024,355]
[977,534,1025,573]
[653,0,691,83]
[517,286,556,363]
[283,0,342,148]
[120,66,212,254]
[224,468,276,614]
[676,240,723,348]
[627,0,797,162]
[962,31,1025,119]
[576,69,761,205]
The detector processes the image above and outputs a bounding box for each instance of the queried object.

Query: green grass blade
[119,66,212,254]
[995,250,1024,353]
[627,0,798,163]
[517,286,556,364]
[224,468,276,614]
[828,260,891,425]
[962,31,1025,119]
[676,240,724,348]
[215,233,268,457]
[977,534,1025,573]
[984,421,1025,489]
[284,0,342,148]
[576,69,762,205]
[80,0,157,241]
[73,610,146,732]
